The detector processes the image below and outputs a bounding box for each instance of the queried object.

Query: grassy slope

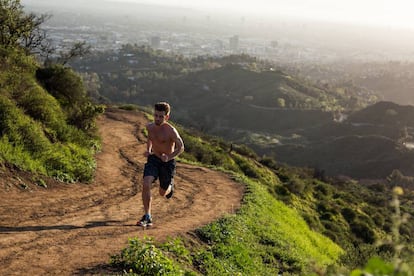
[0,47,100,182]
[111,174,343,275]
[111,107,414,275]
[198,175,344,274]
[110,108,343,275]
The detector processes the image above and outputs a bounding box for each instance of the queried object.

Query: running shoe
[137,214,153,227]
[166,183,174,199]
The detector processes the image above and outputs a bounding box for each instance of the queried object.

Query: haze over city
[20,0,414,62]
[106,0,414,29]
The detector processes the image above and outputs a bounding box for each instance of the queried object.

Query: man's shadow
[0,220,135,233]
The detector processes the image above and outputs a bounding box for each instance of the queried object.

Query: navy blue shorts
[143,154,176,190]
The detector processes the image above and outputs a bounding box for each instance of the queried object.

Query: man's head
[154,102,170,126]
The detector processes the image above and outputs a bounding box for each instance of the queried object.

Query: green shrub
[231,143,258,158]
[178,128,239,172]
[0,135,46,174]
[160,238,193,264]
[232,154,260,178]
[110,237,182,275]
[36,65,104,131]
[368,187,414,274]
[350,220,376,244]
[17,81,67,129]
[350,257,396,276]
[285,177,306,195]
[196,217,234,244]
[341,207,357,223]
[43,143,96,182]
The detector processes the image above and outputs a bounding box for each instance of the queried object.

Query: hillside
[71,45,376,112]
[1,58,412,273]
[69,45,414,179]
[3,106,414,274]
[348,101,414,127]
[0,46,103,182]
[0,108,244,274]
[0,6,343,273]
[265,101,414,178]
[2,3,414,273]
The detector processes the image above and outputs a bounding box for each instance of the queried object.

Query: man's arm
[166,128,184,161]
[144,124,153,157]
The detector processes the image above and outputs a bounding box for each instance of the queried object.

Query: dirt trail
[0,108,244,275]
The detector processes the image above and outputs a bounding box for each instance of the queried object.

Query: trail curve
[0,108,244,275]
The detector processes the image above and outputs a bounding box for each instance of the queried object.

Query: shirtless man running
[137,102,185,227]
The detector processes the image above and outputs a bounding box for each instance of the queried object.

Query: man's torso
[147,123,175,157]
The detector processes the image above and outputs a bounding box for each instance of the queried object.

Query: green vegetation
[71,44,374,112]
[71,44,414,181]
[193,177,342,275]
[111,176,342,275]
[3,2,414,274]
[0,1,104,182]
[0,47,102,181]
[111,116,414,275]
[110,237,185,275]
[350,187,414,275]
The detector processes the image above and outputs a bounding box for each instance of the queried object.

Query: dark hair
[154,102,170,115]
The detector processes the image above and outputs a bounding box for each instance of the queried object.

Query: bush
[110,237,182,275]
[350,220,376,244]
[17,83,68,142]
[285,177,306,195]
[341,207,357,223]
[43,143,96,182]
[232,154,260,178]
[178,128,239,172]
[36,65,104,131]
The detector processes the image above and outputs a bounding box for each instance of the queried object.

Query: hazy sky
[108,0,414,29]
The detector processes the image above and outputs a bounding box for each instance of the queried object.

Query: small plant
[35,178,47,188]
[19,182,28,190]
[160,238,192,264]
[110,237,182,275]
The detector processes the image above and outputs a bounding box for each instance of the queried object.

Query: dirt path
[0,108,244,275]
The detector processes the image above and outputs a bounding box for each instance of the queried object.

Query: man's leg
[159,184,172,197]
[142,175,154,215]
[159,160,176,198]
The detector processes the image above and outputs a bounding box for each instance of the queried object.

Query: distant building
[229,35,239,51]
[215,39,224,50]
[270,40,278,48]
[150,36,161,48]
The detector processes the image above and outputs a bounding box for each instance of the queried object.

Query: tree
[277,97,286,108]
[0,0,50,53]
[0,0,90,64]
[57,41,91,66]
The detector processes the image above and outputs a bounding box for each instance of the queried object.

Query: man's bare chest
[150,131,171,144]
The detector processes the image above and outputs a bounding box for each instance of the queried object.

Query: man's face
[154,110,168,126]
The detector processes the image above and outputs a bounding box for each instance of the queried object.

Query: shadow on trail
[0,220,130,233]
[74,263,117,276]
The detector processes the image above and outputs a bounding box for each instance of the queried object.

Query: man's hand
[161,153,169,162]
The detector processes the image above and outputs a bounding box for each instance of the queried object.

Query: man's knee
[159,188,167,197]
[143,176,154,190]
